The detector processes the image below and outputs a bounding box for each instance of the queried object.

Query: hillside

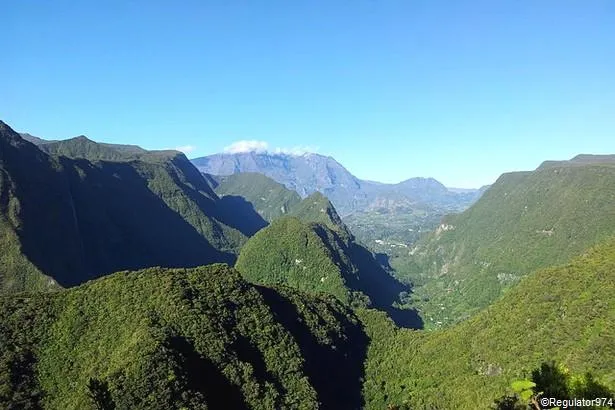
[394,157,615,328]
[361,238,615,409]
[0,121,256,293]
[236,216,422,328]
[214,172,301,222]
[0,264,368,409]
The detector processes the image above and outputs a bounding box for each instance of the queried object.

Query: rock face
[192,152,483,216]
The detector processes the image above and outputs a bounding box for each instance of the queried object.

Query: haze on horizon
[3,1,614,188]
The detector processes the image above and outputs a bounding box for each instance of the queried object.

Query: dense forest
[1,121,614,409]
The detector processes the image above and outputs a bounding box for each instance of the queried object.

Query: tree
[87,378,115,410]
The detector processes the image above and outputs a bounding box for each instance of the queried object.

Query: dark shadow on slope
[17,156,236,287]
[216,196,268,237]
[231,334,284,393]
[311,225,424,329]
[347,243,424,329]
[0,131,89,287]
[256,286,368,409]
[168,336,248,410]
[163,157,267,238]
[374,252,392,270]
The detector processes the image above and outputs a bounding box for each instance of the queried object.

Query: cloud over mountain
[224,140,269,154]
[223,140,318,156]
[174,145,197,154]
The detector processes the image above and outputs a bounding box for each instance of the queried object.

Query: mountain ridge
[192,151,483,216]
[0,121,260,293]
[394,156,615,327]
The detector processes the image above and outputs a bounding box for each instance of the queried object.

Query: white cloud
[223,140,269,154]
[174,145,197,154]
[223,140,318,156]
[273,145,319,156]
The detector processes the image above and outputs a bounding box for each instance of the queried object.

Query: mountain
[214,172,301,222]
[0,264,368,409]
[394,155,615,328]
[19,132,57,145]
[192,151,366,215]
[191,152,483,216]
[236,194,423,328]
[23,133,147,158]
[31,135,148,161]
[361,238,615,409]
[0,121,258,293]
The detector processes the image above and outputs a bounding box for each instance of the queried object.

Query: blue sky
[3,1,614,188]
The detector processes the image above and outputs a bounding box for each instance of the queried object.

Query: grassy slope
[215,172,302,222]
[0,264,367,409]
[398,162,615,327]
[361,238,615,409]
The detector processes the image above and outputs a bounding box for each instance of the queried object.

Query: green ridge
[215,172,302,222]
[236,216,423,328]
[0,121,249,292]
[396,161,615,327]
[236,217,352,303]
[361,238,615,409]
[0,264,367,409]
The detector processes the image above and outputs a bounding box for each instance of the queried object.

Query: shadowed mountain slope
[214,172,302,222]
[0,121,255,292]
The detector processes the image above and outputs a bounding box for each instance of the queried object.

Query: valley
[1,121,614,409]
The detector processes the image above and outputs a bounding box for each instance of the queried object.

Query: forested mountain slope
[0,121,254,293]
[0,264,367,409]
[361,238,615,409]
[236,215,422,328]
[214,172,301,222]
[397,157,615,327]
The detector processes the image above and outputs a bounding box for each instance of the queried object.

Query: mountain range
[191,151,486,217]
[2,120,614,409]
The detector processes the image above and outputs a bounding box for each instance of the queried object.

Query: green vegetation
[215,173,302,222]
[236,217,352,303]
[0,121,253,293]
[4,121,614,409]
[236,216,423,328]
[344,206,443,254]
[288,192,352,238]
[34,135,147,161]
[0,264,367,409]
[493,363,614,409]
[396,161,615,327]
[360,239,615,409]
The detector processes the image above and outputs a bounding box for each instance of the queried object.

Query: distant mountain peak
[192,151,484,215]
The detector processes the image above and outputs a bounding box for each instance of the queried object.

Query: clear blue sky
[3,1,614,188]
